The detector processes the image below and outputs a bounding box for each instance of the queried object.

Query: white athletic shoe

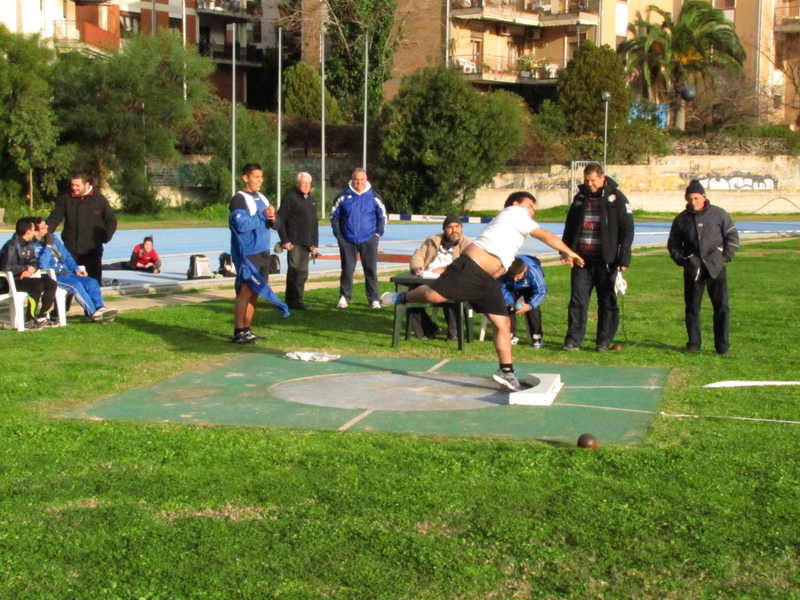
[370,300,381,309]
[380,291,396,307]
[336,296,348,308]
[510,336,519,346]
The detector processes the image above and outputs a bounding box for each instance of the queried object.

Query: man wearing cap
[668,179,739,354]
[406,215,472,341]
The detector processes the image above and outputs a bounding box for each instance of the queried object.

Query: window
[470,39,482,62]
[714,0,735,8]
[120,14,140,39]
[774,95,783,109]
[169,17,182,31]
[252,21,262,44]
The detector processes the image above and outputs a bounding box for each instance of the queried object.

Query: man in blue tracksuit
[31,218,117,323]
[497,255,547,348]
[330,168,387,309]
[228,163,289,345]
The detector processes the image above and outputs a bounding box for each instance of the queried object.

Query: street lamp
[602,91,611,169]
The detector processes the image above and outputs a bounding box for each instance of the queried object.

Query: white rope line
[338,409,374,432]
[568,385,662,389]
[556,403,800,425]
[659,412,800,425]
[426,359,450,373]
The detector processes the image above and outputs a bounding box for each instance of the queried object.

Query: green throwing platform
[60,355,669,444]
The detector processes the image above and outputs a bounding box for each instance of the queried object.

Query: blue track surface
[94,221,798,288]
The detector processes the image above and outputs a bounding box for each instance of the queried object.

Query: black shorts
[430,255,508,315]
[246,251,271,281]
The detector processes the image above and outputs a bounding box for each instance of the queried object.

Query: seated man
[0,217,58,329]
[407,214,471,341]
[497,255,547,348]
[31,218,117,323]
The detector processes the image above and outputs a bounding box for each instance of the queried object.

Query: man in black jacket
[277,172,319,310]
[46,173,117,285]
[561,163,634,351]
[0,217,58,329]
[668,179,739,354]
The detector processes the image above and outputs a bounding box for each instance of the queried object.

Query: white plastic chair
[0,270,67,330]
[0,271,30,331]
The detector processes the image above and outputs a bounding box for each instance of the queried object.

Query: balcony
[53,20,119,52]
[453,53,565,84]
[196,0,262,21]
[451,0,599,27]
[774,4,800,32]
[199,42,264,66]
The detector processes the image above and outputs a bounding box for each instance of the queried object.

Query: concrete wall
[471,155,800,214]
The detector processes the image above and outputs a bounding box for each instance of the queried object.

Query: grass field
[1,240,799,599]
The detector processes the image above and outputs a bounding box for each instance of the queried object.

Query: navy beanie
[685,179,705,197]
[443,214,461,229]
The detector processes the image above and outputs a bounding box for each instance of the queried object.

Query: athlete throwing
[382,191,583,391]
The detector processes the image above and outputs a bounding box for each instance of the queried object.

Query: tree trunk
[28,169,33,210]
[674,98,686,131]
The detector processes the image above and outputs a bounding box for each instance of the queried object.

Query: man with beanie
[277,172,319,310]
[406,214,472,341]
[561,163,634,352]
[330,168,387,309]
[668,179,739,354]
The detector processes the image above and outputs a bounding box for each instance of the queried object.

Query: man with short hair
[330,168,387,309]
[498,255,547,348]
[0,217,58,329]
[668,179,739,354]
[407,214,472,341]
[561,163,634,352]
[382,191,583,391]
[46,173,117,285]
[31,218,117,323]
[229,163,289,344]
[277,172,319,310]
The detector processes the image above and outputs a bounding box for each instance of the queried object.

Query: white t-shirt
[472,205,539,269]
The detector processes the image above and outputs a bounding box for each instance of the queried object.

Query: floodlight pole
[602,91,611,169]
[277,27,283,206]
[362,33,368,170]
[231,23,237,196]
[321,30,326,218]
[182,0,187,101]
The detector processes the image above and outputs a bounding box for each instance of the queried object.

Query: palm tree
[619,0,746,129]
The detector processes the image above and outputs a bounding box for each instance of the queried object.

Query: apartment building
[295,0,797,125]
[0,0,266,105]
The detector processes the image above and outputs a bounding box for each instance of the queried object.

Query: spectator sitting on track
[105,235,162,273]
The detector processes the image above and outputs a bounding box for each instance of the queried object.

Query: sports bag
[187,254,214,279]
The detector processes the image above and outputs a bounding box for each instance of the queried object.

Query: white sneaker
[370,300,381,309]
[336,296,348,308]
[510,336,519,346]
[380,291,396,307]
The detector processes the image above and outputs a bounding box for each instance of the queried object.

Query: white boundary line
[338,409,374,432]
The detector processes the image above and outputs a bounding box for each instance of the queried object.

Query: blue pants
[56,274,103,316]
[337,235,380,303]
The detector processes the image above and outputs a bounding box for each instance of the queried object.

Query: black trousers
[74,251,103,285]
[285,245,311,307]
[408,305,458,340]
[15,276,57,320]
[684,265,729,352]
[510,306,543,342]
[565,263,619,348]
[337,235,380,303]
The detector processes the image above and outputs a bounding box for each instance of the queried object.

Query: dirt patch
[155,502,278,523]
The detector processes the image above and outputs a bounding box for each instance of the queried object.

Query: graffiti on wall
[615,172,779,192]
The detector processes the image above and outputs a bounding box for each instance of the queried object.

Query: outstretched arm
[530,228,584,267]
